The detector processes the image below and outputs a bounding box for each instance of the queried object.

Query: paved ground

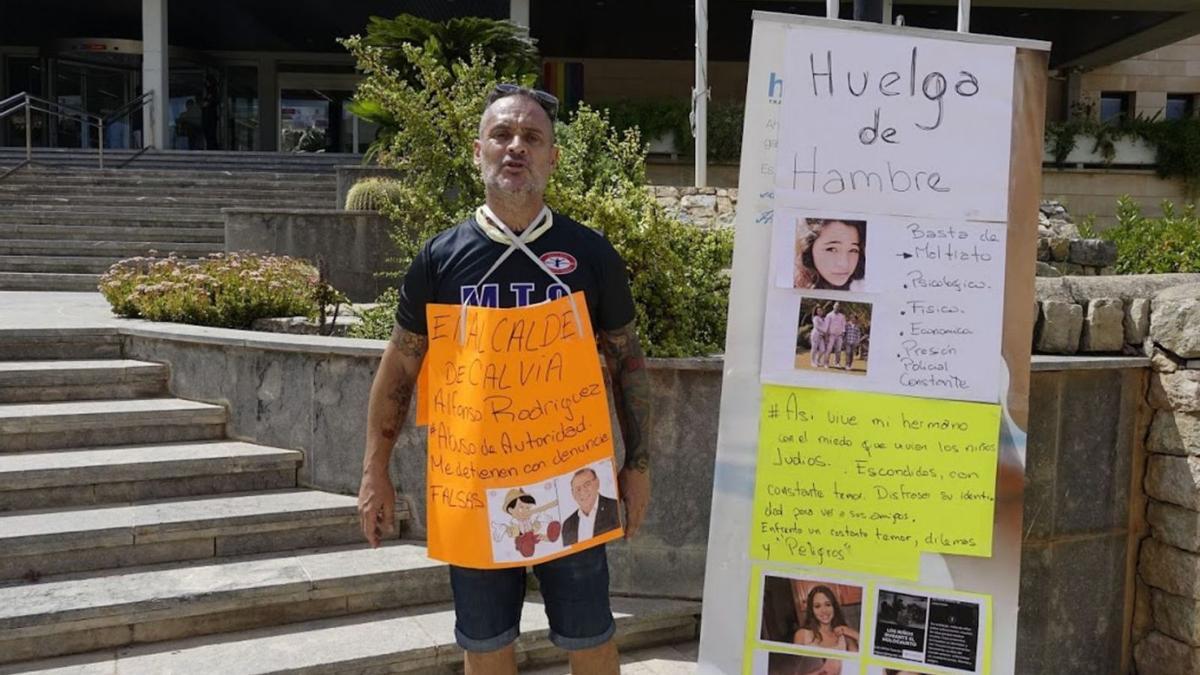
[0,291,117,330]
[525,642,698,674]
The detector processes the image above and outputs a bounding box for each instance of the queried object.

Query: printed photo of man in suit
[562,467,620,546]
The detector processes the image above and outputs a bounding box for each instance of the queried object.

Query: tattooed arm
[359,324,428,547]
[600,320,653,536]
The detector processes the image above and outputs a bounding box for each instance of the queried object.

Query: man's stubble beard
[482,164,550,205]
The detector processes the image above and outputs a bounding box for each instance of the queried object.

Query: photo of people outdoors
[795,299,872,375]
[759,575,864,654]
[762,652,858,675]
[794,217,867,291]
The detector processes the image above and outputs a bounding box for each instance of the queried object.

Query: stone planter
[223,207,398,303]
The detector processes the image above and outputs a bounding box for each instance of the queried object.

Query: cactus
[345,178,404,211]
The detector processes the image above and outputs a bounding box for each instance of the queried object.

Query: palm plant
[344,14,541,160]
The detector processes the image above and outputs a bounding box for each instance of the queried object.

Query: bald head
[478,93,555,141]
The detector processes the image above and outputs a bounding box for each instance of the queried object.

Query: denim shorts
[449,544,616,653]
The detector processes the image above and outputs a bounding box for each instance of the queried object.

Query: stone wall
[1034,274,1200,356]
[1132,283,1200,674]
[1035,200,1118,277]
[224,208,398,303]
[648,185,738,228]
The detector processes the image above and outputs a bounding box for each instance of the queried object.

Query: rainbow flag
[541,61,584,115]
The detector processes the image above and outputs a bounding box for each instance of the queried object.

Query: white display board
[697,12,1049,675]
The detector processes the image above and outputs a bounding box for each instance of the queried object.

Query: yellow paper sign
[423,293,623,569]
[751,385,1000,579]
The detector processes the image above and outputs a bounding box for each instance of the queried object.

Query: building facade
[0,1,1196,154]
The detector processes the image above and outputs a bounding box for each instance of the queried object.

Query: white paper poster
[773,26,1015,221]
[759,207,1007,403]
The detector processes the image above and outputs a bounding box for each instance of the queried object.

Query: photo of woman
[793,585,861,652]
[794,218,867,291]
[759,575,864,655]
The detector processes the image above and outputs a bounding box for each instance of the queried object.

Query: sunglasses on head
[488,83,559,120]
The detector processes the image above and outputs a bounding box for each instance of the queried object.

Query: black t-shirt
[395,212,636,335]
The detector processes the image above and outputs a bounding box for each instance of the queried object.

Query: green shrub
[1100,196,1200,274]
[99,252,320,328]
[348,287,401,339]
[345,178,405,211]
[342,38,733,357]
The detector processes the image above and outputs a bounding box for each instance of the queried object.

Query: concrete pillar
[141,0,169,149]
[257,58,278,151]
[1066,68,1083,119]
[510,0,530,27]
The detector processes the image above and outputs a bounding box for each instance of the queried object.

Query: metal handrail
[0,92,105,170]
[104,91,152,125]
[0,90,156,173]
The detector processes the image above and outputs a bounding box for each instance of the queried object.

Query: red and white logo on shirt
[539,251,578,275]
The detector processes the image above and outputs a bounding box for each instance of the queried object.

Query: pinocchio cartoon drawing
[493,487,561,558]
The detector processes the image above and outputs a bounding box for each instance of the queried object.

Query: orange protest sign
[423,292,624,568]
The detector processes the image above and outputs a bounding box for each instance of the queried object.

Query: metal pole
[958,0,971,32]
[24,95,31,163]
[694,0,708,188]
[826,0,839,19]
[148,94,155,149]
[98,119,104,169]
[882,0,893,25]
[352,114,359,154]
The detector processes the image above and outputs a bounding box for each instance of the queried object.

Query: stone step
[0,489,387,582]
[0,398,226,452]
[0,179,335,192]
[0,596,701,674]
[0,272,100,292]
[0,224,224,243]
[0,329,120,361]
[0,256,134,274]
[0,359,167,403]
[0,240,220,257]
[0,176,337,191]
[0,542,447,665]
[0,440,302,511]
[0,149,358,174]
[0,255,213,275]
[0,210,223,225]
[0,193,331,210]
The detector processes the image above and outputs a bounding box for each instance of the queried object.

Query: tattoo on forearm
[601,322,652,473]
[391,326,429,360]
[381,326,426,442]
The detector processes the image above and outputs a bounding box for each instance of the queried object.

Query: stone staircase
[0,329,700,673]
[0,149,350,293]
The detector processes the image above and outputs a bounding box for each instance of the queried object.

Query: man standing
[825,302,846,368]
[842,316,862,370]
[357,85,652,675]
[562,467,621,546]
